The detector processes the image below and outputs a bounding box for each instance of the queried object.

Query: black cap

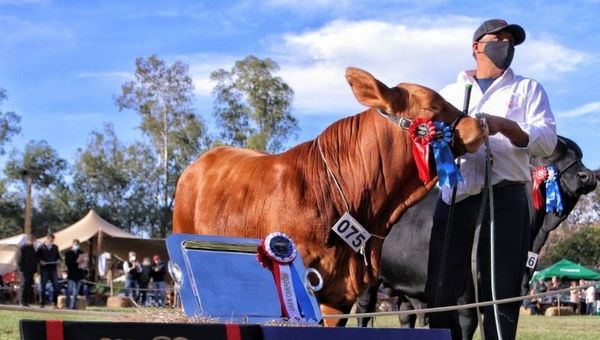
[473,19,526,46]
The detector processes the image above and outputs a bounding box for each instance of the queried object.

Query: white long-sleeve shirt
[440,68,557,203]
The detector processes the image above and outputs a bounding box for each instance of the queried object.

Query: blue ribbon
[289,262,317,321]
[545,166,563,214]
[431,122,463,188]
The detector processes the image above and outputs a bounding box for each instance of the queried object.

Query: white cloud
[184,17,590,118]
[77,71,131,80]
[0,15,71,43]
[557,101,600,117]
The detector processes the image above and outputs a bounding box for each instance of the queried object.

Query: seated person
[522,288,539,315]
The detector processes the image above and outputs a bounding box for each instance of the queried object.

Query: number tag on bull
[331,212,371,252]
[526,251,539,269]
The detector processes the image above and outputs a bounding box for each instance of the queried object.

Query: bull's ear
[345,67,393,110]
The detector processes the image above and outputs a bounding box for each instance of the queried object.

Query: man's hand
[40,260,47,265]
[477,113,529,147]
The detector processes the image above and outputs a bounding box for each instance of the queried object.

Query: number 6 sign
[331,212,371,252]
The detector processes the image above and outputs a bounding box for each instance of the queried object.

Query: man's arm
[484,115,529,147]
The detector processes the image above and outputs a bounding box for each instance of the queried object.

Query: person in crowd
[16,234,38,307]
[426,19,557,340]
[578,279,587,315]
[548,276,561,291]
[123,251,141,299]
[37,233,61,308]
[139,257,152,306]
[535,279,547,294]
[151,255,167,307]
[585,282,596,315]
[64,239,86,309]
[521,288,539,315]
[569,281,580,314]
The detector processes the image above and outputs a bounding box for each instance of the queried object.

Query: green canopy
[532,259,600,282]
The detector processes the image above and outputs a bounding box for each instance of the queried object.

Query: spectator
[548,276,561,291]
[139,257,152,306]
[522,288,539,315]
[569,281,580,314]
[578,279,587,315]
[535,279,547,294]
[16,234,38,307]
[150,255,167,307]
[64,239,86,309]
[37,233,61,308]
[585,282,596,315]
[123,251,141,299]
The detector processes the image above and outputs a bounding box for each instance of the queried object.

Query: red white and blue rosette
[409,118,435,183]
[257,232,317,322]
[532,165,549,210]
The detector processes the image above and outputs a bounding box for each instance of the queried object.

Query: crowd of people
[522,276,599,315]
[15,233,168,309]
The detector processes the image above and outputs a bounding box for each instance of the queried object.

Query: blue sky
[1,0,599,171]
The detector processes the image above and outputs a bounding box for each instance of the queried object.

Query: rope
[321,283,595,319]
[317,136,351,214]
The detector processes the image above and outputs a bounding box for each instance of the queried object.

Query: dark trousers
[426,183,529,340]
[20,271,34,306]
[40,268,59,306]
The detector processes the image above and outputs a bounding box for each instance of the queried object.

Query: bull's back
[173,146,269,234]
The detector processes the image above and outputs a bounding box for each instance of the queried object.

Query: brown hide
[173,67,484,317]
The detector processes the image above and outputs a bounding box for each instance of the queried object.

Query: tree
[211,55,299,152]
[542,226,600,266]
[115,55,210,236]
[0,178,24,238]
[0,88,21,155]
[4,140,67,234]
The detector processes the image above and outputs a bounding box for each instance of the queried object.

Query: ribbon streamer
[257,233,318,322]
[545,166,563,214]
[409,118,435,183]
[431,121,463,188]
[531,166,548,210]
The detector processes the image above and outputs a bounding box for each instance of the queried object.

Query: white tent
[0,233,31,275]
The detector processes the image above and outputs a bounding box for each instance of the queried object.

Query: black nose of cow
[578,170,597,192]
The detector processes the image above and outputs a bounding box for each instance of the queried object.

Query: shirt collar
[458,68,515,85]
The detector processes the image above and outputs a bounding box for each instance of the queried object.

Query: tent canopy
[40,209,136,251]
[0,233,30,275]
[532,259,600,282]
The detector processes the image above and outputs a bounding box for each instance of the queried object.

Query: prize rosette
[544,165,563,214]
[257,232,317,322]
[431,121,463,188]
[409,118,435,183]
[532,165,549,210]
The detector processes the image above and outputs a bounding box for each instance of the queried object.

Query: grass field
[2,307,600,340]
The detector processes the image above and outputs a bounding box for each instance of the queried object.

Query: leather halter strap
[376,108,412,129]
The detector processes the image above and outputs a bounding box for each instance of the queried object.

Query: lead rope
[316,136,385,267]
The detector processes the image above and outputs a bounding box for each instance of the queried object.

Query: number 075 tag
[331,212,371,252]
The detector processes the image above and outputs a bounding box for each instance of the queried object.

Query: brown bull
[173,67,485,325]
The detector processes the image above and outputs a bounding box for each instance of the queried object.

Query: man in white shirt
[425,19,557,340]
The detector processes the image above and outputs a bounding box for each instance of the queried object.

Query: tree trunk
[24,174,32,235]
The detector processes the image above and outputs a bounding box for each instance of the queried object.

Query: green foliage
[211,55,299,152]
[543,226,600,266]
[0,178,24,238]
[4,140,67,188]
[115,55,210,236]
[0,88,21,155]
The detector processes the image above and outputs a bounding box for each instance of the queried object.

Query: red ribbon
[532,166,549,210]
[409,118,436,183]
[225,323,242,340]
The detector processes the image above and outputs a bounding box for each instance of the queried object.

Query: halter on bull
[173,67,485,325]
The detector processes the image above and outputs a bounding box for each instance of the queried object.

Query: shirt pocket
[504,93,526,123]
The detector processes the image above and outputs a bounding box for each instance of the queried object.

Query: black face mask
[483,40,515,70]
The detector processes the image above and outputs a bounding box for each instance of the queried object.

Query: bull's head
[345,67,485,156]
[533,136,597,197]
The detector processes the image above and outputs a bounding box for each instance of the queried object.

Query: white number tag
[526,251,539,269]
[331,212,371,252]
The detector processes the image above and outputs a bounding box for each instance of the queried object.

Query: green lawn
[3,308,600,340]
[0,309,113,340]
